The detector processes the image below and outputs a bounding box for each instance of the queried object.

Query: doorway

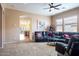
[19,16,32,42]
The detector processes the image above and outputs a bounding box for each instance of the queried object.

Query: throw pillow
[37,33,42,38]
[64,34,70,39]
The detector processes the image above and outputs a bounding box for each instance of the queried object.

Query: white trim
[3,40,25,45]
[0,4,3,48]
[2,6,5,48]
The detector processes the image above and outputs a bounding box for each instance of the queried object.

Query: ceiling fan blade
[54,4,62,7]
[48,4,51,6]
[53,7,60,10]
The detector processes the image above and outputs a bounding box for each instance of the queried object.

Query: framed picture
[38,20,45,31]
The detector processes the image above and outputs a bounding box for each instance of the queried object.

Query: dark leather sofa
[35,31,79,42]
[55,35,79,56]
[35,31,65,42]
[35,31,79,55]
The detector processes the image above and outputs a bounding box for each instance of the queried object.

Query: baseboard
[3,41,22,44]
[3,40,32,45]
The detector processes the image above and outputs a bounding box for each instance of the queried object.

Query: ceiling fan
[44,3,62,12]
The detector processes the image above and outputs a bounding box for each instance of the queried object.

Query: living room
[0,3,79,56]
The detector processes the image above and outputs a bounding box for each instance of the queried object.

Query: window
[64,16,77,32]
[56,19,62,32]
[55,15,77,32]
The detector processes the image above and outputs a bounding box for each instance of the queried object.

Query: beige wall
[4,6,79,44]
[0,4,2,47]
[51,7,79,32]
[4,8,51,43]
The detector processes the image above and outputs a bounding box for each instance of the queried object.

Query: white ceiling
[2,3,79,16]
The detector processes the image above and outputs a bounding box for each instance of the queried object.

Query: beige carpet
[0,42,57,56]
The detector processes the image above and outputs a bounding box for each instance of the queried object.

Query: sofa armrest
[55,42,68,54]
